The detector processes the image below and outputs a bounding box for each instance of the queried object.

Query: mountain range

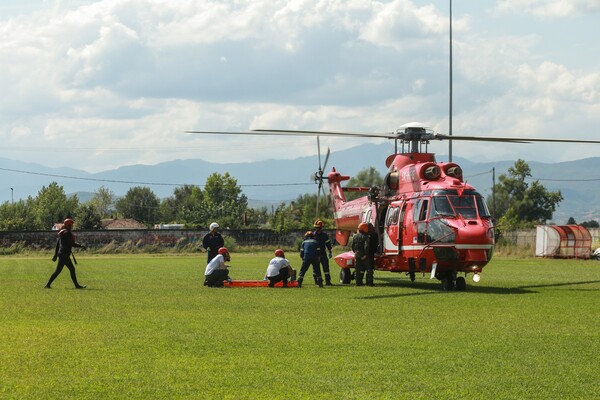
[2,143,599,224]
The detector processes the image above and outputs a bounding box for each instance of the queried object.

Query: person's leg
[45,259,66,288]
[64,258,84,288]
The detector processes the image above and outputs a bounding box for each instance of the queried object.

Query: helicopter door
[383,201,405,255]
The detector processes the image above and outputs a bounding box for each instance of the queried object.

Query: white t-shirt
[265,256,291,278]
[205,254,227,275]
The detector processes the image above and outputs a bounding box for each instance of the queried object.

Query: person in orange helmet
[351,222,371,286]
[45,218,87,289]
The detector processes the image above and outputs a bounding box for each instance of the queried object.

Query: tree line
[1,160,587,232]
[0,172,332,231]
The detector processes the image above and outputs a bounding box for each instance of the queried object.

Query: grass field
[1,252,600,399]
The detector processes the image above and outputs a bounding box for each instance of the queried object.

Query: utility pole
[11,187,13,204]
[449,0,453,162]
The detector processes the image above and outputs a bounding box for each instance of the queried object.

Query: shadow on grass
[354,278,600,300]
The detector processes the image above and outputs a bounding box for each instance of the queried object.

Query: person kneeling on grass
[265,249,295,288]
[204,247,232,287]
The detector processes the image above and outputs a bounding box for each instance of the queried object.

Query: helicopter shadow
[353,278,600,300]
[353,278,530,300]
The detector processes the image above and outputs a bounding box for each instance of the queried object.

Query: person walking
[45,218,87,289]
[202,222,224,263]
[351,223,371,286]
[297,231,323,288]
[204,247,232,287]
[265,249,293,287]
[313,219,334,286]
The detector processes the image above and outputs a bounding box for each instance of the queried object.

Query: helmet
[63,218,74,228]
[218,247,229,255]
[274,249,285,257]
[304,230,314,238]
[358,222,369,233]
[313,219,324,228]
[209,222,219,231]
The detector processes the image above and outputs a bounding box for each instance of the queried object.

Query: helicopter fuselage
[330,152,495,288]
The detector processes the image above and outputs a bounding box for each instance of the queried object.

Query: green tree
[115,186,160,226]
[90,186,115,218]
[33,182,79,229]
[0,198,36,230]
[196,173,248,228]
[345,167,383,201]
[75,202,102,229]
[581,220,599,228]
[567,217,577,225]
[488,159,563,229]
[161,184,204,224]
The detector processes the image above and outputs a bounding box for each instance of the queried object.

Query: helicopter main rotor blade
[434,134,600,144]
[322,147,331,172]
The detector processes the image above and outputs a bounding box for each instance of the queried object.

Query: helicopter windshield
[428,190,491,219]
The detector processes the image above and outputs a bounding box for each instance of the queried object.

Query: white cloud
[0,0,599,173]
[495,0,600,18]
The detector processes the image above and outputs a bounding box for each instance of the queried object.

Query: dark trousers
[268,268,290,287]
[299,257,322,281]
[319,253,330,276]
[355,259,374,286]
[205,269,229,287]
[47,255,81,288]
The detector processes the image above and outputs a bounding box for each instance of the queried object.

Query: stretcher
[223,280,298,287]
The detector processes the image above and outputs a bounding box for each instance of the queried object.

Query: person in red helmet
[351,223,371,286]
[264,249,294,287]
[204,247,232,287]
[45,218,87,289]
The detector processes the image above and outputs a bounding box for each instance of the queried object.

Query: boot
[290,269,297,282]
[297,276,303,288]
[366,270,374,286]
[316,276,324,288]
[325,274,333,286]
[355,271,364,286]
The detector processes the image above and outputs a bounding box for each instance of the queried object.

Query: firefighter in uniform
[297,231,323,288]
[202,222,224,264]
[45,218,87,289]
[313,219,333,286]
[352,223,372,286]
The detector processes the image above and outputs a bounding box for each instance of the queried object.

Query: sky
[1,0,599,173]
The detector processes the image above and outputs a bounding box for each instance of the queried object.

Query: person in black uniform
[313,219,334,286]
[351,223,371,286]
[297,231,322,288]
[45,218,87,289]
[366,223,378,287]
[202,222,225,263]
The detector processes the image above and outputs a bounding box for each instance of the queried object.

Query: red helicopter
[188,123,600,290]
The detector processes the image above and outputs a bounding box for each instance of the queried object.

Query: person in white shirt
[204,247,231,287]
[265,249,293,287]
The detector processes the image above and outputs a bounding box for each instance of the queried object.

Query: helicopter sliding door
[383,200,406,255]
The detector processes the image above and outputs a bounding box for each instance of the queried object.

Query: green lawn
[1,253,599,399]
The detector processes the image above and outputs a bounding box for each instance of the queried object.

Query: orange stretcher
[223,280,298,287]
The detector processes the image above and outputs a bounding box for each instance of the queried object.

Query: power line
[0,167,312,188]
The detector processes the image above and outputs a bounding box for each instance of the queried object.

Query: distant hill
[2,145,599,224]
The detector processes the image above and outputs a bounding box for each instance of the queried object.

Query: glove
[328,251,332,259]
[52,255,57,262]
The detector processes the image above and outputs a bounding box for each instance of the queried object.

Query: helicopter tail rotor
[314,136,331,218]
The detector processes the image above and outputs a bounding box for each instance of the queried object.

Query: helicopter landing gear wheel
[340,268,352,284]
[441,277,455,291]
[455,276,466,291]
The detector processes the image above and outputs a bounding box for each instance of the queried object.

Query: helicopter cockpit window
[429,191,489,220]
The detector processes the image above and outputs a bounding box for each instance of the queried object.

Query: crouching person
[204,247,231,287]
[265,249,294,288]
